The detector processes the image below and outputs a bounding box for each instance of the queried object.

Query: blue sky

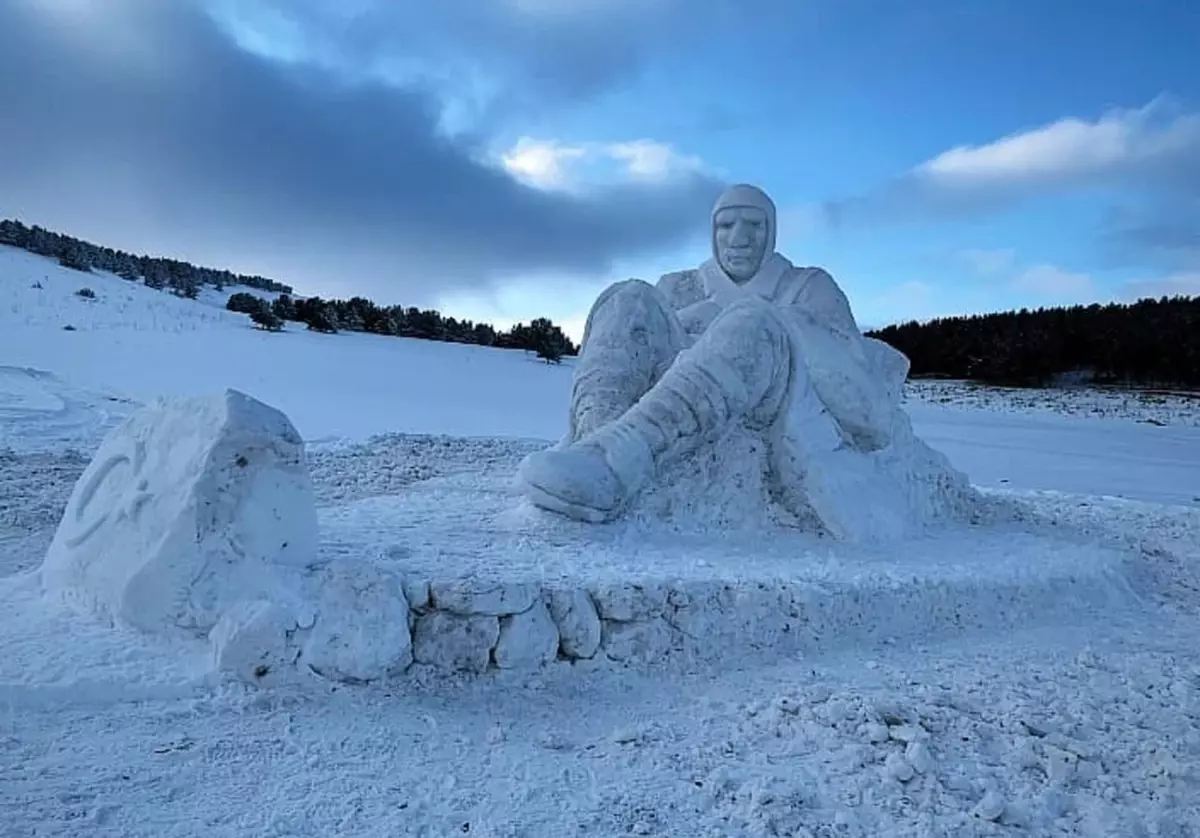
[2,0,1198,338]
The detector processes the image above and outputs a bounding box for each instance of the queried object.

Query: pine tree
[272,294,298,321]
[250,307,284,331]
[305,306,338,334]
[58,242,92,272]
[227,292,265,314]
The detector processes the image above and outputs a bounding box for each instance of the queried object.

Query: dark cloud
[0,0,723,304]
[218,0,698,117]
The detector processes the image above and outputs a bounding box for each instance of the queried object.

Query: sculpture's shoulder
[779,265,843,306]
[780,265,863,337]
[655,269,706,310]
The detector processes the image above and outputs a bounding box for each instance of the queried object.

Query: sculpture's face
[713,206,769,283]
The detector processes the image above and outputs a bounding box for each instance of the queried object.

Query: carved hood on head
[710,183,778,259]
[703,183,791,305]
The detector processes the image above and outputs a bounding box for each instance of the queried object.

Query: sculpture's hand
[677,299,722,336]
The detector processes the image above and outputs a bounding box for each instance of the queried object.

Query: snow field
[3,244,1200,834]
[5,607,1197,836]
[907,378,1200,427]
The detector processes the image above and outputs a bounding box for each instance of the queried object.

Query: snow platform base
[317,474,1147,676]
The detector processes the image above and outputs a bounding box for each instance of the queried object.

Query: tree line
[228,292,577,362]
[867,296,1200,388]
[1,218,291,298]
[2,216,578,361]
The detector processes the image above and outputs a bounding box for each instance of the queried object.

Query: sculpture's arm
[677,299,721,336]
[783,269,893,450]
[864,337,910,405]
[655,270,706,309]
[789,267,863,342]
[655,269,713,339]
[795,269,910,401]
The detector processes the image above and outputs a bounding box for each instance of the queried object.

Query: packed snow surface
[2,246,1200,836]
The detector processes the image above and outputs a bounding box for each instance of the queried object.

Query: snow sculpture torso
[659,255,909,449]
[517,184,977,542]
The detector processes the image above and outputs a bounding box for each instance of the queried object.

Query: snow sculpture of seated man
[517,183,975,541]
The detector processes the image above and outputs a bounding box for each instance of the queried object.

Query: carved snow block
[299,559,413,683]
[494,601,559,670]
[210,599,302,686]
[40,389,319,636]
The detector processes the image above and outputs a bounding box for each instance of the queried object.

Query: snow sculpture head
[711,183,777,284]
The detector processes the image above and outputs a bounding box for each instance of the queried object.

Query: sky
[2,0,1199,338]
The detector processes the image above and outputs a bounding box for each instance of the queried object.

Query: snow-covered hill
[3,244,1200,836]
[0,244,574,443]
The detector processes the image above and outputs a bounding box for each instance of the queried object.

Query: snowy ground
[2,246,1200,836]
[907,379,1200,428]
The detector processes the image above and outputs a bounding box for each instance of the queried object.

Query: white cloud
[498,138,589,190]
[828,97,1200,226]
[18,0,170,70]
[606,140,702,182]
[915,98,1200,191]
[1120,271,1200,301]
[1010,264,1096,301]
[498,136,705,191]
[503,0,669,19]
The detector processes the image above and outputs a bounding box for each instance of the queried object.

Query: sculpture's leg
[520,298,792,522]
[568,279,688,442]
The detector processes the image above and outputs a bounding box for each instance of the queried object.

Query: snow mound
[39,389,318,636]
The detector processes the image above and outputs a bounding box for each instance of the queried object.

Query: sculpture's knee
[612,277,658,297]
[718,295,773,318]
[582,278,680,352]
[707,297,787,344]
[592,278,662,313]
[686,297,791,411]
